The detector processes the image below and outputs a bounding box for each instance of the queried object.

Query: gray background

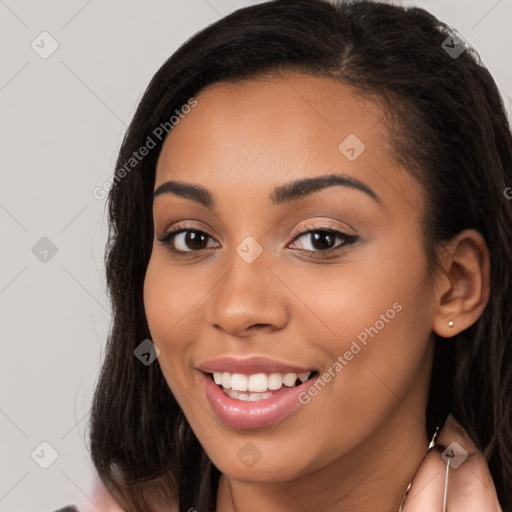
[1,0,511,510]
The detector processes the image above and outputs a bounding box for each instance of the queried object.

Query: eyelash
[157,222,359,258]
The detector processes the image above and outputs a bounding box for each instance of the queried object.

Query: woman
[72,0,512,510]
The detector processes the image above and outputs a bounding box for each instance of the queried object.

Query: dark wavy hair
[88,0,512,510]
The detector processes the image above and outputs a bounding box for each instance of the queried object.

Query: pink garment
[77,477,125,512]
[77,475,178,512]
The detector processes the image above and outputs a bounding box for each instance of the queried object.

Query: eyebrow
[152,173,381,208]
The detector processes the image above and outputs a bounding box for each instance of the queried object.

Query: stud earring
[448,320,454,328]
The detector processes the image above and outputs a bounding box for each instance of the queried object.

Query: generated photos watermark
[298,301,403,405]
[93,97,197,200]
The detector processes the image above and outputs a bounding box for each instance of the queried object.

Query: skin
[143,73,491,512]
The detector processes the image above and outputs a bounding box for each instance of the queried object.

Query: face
[144,73,438,482]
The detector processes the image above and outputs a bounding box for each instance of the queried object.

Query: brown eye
[158,229,217,253]
[289,228,358,253]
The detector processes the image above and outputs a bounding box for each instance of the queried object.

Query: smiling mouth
[208,370,320,402]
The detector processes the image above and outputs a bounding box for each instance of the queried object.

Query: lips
[197,356,319,429]
[198,355,316,375]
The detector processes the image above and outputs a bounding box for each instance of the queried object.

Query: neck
[216,408,430,512]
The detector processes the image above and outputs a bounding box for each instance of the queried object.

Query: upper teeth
[212,371,311,392]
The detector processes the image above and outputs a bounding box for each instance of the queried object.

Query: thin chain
[442,458,450,512]
[397,421,443,512]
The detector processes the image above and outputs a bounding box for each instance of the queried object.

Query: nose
[209,241,290,338]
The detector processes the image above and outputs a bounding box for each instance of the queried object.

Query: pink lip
[198,355,315,374]
[200,371,318,429]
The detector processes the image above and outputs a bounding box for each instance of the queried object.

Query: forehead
[154,72,421,211]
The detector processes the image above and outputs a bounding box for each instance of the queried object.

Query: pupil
[312,231,334,250]
[186,231,207,250]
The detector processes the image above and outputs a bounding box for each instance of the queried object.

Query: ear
[432,229,490,338]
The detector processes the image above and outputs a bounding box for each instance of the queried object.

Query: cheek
[298,232,434,431]
[144,253,202,341]
[143,257,204,420]
[305,230,430,353]
[143,260,173,345]
[143,255,204,382]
